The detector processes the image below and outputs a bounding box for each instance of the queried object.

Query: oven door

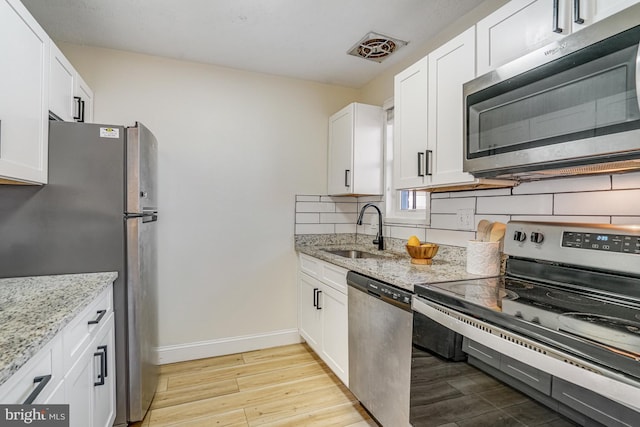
[463,20,640,179]
[412,296,640,425]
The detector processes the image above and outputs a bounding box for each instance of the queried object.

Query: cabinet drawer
[299,253,322,279]
[321,263,347,294]
[500,354,551,395]
[552,378,639,427]
[462,337,501,369]
[62,286,113,371]
[0,338,63,404]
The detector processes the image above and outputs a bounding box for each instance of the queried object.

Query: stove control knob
[513,231,527,242]
[530,232,544,244]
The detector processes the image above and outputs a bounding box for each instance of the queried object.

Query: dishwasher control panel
[347,271,412,310]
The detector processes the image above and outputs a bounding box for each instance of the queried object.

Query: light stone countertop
[0,272,118,386]
[296,234,492,292]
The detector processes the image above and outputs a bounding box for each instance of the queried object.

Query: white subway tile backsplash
[389,226,426,241]
[511,215,610,223]
[612,172,640,190]
[431,197,475,214]
[431,192,450,199]
[296,202,336,213]
[554,190,640,215]
[450,188,512,197]
[512,175,610,194]
[430,214,460,230]
[335,224,357,233]
[335,203,359,213]
[474,214,511,226]
[295,223,335,234]
[426,229,475,247]
[321,196,357,202]
[477,194,552,215]
[320,212,358,224]
[296,195,321,202]
[611,216,640,225]
[358,196,384,203]
[295,213,320,224]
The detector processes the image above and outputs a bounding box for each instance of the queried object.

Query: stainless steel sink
[324,249,386,259]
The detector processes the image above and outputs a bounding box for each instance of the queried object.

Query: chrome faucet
[357,203,384,250]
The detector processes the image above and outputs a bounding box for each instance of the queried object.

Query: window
[384,105,430,224]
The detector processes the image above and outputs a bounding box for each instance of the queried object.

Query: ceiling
[22,0,485,88]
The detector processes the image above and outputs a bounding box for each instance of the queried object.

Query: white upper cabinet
[393,57,430,190]
[50,43,76,122]
[0,0,49,184]
[477,0,569,76]
[571,0,640,32]
[327,103,383,196]
[49,42,94,123]
[478,0,640,75]
[428,27,477,187]
[74,73,94,123]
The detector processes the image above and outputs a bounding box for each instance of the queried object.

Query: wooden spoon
[477,220,491,242]
[489,222,506,249]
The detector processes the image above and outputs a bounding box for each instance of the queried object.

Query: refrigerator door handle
[142,214,158,223]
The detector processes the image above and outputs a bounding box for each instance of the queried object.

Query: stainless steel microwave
[463,4,640,181]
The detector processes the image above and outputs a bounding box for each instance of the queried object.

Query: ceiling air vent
[347,32,407,63]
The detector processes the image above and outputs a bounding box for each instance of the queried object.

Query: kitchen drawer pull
[94,349,106,386]
[573,0,584,24]
[73,96,82,120]
[425,150,433,176]
[552,0,563,33]
[313,288,319,307]
[88,309,107,325]
[344,170,351,187]
[23,375,52,404]
[417,152,425,177]
[316,290,322,310]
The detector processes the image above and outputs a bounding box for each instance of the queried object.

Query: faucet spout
[357,203,384,250]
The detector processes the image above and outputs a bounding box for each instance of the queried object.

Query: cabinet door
[92,316,116,427]
[298,273,322,351]
[328,104,354,195]
[49,43,75,122]
[571,0,640,32]
[393,56,429,190]
[319,284,349,386]
[0,0,49,184]
[66,347,93,427]
[477,0,570,75]
[75,73,94,123]
[428,27,477,187]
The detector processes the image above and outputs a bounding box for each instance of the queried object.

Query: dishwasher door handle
[367,289,382,299]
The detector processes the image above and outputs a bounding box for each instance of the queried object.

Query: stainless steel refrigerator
[0,121,159,426]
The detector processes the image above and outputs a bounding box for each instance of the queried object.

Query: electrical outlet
[456,209,474,231]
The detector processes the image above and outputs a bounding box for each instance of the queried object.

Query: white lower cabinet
[298,254,349,386]
[0,284,115,427]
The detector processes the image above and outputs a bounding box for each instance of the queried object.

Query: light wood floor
[130,343,377,427]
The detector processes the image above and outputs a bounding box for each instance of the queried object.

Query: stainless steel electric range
[412,221,640,425]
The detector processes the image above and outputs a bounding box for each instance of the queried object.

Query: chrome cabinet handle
[88,309,107,325]
[417,152,425,177]
[425,150,433,176]
[573,0,584,24]
[552,0,563,33]
[23,375,52,404]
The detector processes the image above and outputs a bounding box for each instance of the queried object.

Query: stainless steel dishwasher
[347,271,412,427]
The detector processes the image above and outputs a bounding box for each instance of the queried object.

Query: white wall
[60,44,359,361]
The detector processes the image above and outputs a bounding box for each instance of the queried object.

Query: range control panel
[504,221,640,276]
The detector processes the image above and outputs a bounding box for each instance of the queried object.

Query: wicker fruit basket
[405,243,439,265]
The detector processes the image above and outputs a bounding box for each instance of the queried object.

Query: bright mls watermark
[0,405,69,427]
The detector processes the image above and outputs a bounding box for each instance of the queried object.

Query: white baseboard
[155,328,302,365]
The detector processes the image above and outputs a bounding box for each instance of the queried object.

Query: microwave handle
[552,0,563,33]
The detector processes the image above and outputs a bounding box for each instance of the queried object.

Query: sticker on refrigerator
[100,127,120,138]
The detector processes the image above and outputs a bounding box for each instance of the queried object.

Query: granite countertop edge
[0,271,118,386]
[295,234,491,292]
